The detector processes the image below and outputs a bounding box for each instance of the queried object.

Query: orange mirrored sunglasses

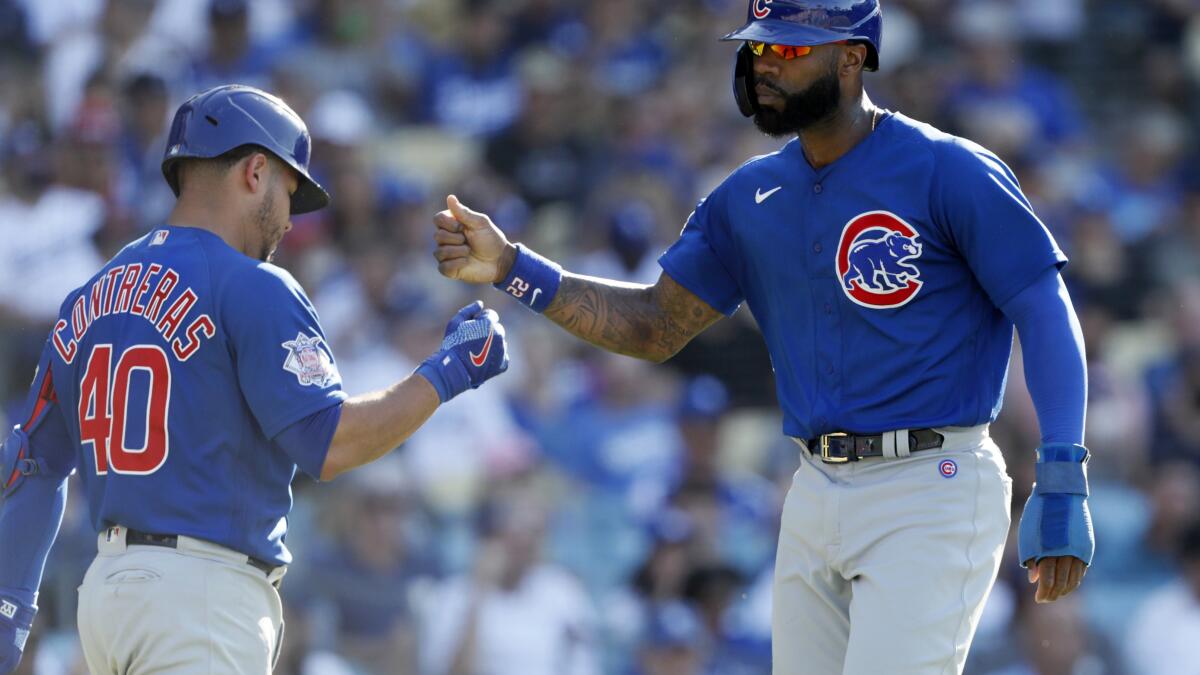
[746,40,846,60]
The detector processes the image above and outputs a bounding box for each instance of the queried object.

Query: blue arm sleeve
[0,397,74,596]
[1001,267,1087,445]
[272,401,342,481]
[0,475,67,599]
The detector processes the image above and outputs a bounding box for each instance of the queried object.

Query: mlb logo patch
[282,333,340,387]
[150,230,169,246]
[939,459,958,479]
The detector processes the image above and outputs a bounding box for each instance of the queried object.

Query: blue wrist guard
[493,244,562,313]
[1017,443,1094,567]
[0,590,36,673]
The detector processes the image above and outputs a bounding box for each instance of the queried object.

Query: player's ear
[241,152,271,194]
[840,42,867,76]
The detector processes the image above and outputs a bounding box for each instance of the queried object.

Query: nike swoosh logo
[530,288,542,305]
[469,327,495,367]
[755,186,782,204]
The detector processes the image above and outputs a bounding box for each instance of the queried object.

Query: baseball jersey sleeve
[222,264,348,457]
[932,142,1067,307]
[658,189,744,316]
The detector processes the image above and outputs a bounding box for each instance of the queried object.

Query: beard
[752,63,842,137]
[253,188,283,262]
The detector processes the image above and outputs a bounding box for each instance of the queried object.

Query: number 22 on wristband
[506,276,540,302]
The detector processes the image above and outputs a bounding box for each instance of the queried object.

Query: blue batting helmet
[161,84,330,214]
[722,0,882,116]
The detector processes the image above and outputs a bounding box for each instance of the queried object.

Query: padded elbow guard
[1,426,45,500]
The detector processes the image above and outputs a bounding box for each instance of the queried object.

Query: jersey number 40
[78,344,171,475]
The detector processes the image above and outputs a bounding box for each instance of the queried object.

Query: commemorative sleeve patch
[281,333,340,387]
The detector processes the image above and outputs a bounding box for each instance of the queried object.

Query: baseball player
[0,85,509,674]
[432,2,1093,673]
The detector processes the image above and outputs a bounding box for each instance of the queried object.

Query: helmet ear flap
[733,43,757,117]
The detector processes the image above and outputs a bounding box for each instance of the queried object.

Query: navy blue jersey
[659,112,1066,439]
[40,226,346,564]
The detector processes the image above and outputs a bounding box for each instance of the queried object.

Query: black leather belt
[806,429,945,463]
[124,529,281,584]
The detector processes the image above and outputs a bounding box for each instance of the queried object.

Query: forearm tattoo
[544,273,721,361]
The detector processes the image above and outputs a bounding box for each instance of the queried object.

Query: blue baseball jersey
[37,226,346,565]
[659,112,1066,440]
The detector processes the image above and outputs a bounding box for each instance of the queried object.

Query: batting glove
[416,301,509,403]
[0,589,35,674]
[1017,443,1095,567]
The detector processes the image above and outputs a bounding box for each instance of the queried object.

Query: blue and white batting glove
[0,589,35,674]
[1017,443,1095,567]
[415,301,509,403]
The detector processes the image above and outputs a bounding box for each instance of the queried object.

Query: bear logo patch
[835,211,924,309]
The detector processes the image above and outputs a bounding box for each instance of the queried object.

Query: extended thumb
[447,195,483,229]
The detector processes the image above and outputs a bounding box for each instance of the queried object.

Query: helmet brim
[720,19,850,46]
[290,175,330,215]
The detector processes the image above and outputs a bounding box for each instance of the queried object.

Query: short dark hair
[174,143,270,192]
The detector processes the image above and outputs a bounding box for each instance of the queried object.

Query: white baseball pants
[78,528,286,674]
[772,425,1012,675]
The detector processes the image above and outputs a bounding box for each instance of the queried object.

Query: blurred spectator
[583,0,668,97]
[665,376,777,575]
[188,0,278,92]
[115,72,173,231]
[1063,208,1145,320]
[969,594,1126,675]
[1125,520,1200,675]
[274,0,379,96]
[574,200,664,285]
[1091,107,1190,244]
[636,602,710,675]
[421,0,523,137]
[484,50,595,209]
[296,460,431,674]
[681,563,767,675]
[1147,282,1200,464]
[0,119,106,395]
[1140,179,1200,291]
[41,0,180,131]
[599,509,698,675]
[538,351,680,517]
[420,492,601,675]
[0,0,35,62]
[943,1,1084,161]
[1085,462,1200,642]
[668,322,777,408]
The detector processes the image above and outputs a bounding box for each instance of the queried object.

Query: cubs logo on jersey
[836,211,924,309]
[281,333,339,387]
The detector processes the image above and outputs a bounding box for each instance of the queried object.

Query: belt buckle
[819,432,851,463]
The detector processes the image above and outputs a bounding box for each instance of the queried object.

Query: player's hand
[1017,443,1093,603]
[0,591,35,674]
[414,301,509,403]
[433,195,515,285]
[1026,555,1087,603]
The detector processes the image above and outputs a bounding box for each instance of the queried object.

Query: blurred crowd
[1,0,1199,673]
